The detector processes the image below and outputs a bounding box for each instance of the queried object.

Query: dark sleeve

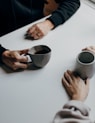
[47,0,80,28]
[0,45,7,63]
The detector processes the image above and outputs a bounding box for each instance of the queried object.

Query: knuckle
[12,63,17,70]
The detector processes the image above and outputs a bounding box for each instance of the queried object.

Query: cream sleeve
[53,100,93,123]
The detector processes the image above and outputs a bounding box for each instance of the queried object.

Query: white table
[0,2,95,123]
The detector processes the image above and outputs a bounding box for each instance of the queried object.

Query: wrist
[45,19,54,30]
[72,95,84,102]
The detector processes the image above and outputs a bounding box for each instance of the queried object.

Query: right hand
[2,49,28,70]
[62,70,89,101]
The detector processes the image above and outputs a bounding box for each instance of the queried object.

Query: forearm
[47,0,80,28]
[53,100,92,123]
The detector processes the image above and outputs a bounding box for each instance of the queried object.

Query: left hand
[2,49,29,70]
[27,20,54,40]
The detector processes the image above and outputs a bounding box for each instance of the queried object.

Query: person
[0,45,28,70]
[52,69,93,123]
[52,46,95,123]
[0,0,80,39]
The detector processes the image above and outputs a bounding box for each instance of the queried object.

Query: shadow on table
[0,63,41,73]
[27,63,42,70]
[1,65,24,73]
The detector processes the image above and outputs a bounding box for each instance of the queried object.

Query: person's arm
[27,0,80,40]
[53,100,91,123]
[52,70,93,123]
[47,0,80,28]
[0,45,7,63]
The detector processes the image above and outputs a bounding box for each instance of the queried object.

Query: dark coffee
[79,52,94,63]
[35,50,49,54]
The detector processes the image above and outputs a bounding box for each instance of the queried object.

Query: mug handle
[23,53,32,63]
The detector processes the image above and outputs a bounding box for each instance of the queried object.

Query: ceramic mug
[90,0,95,3]
[74,50,95,80]
[27,45,51,68]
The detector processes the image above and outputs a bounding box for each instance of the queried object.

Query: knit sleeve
[47,0,80,28]
[53,100,92,123]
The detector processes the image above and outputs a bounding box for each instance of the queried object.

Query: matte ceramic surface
[28,45,51,68]
[75,51,95,79]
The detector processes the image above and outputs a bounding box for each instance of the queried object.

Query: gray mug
[27,45,51,68]
[74,50,95,80]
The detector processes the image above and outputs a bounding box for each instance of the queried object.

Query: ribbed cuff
[63,100,90,116]
[47,12,65,28]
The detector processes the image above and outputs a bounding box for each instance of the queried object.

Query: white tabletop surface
[0,2,95,123]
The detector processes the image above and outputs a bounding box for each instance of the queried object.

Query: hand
[82,46,95,54]
[2,49,28,70]
[62,70,89,101]
[27,20,54,40]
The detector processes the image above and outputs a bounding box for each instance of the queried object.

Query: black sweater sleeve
[47,0,80,27]
[0,45,7,63]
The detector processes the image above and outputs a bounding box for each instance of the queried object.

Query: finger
[82,48,88,51]
[29,25,44,39]
[17,55,28,62]
[29,29,39,38]
[37,32,43,37]
[35,33,44,39]
[62,77,72,98]
[62,76,70,87]
[82,46,93,51]
[33,35,40,40]
[36,27,45,37]
[3,58,28,70]
[10,52,28,62]
[33,23,46,36]
[68,70,81,82]
[27,25,36,34]
[32,32,44,39]
[89,46,95,50]
[12,62,28,70]
[3,58,14,68]
[64,71,73,84]
[18,49,29,55]
[67,70,74,79]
